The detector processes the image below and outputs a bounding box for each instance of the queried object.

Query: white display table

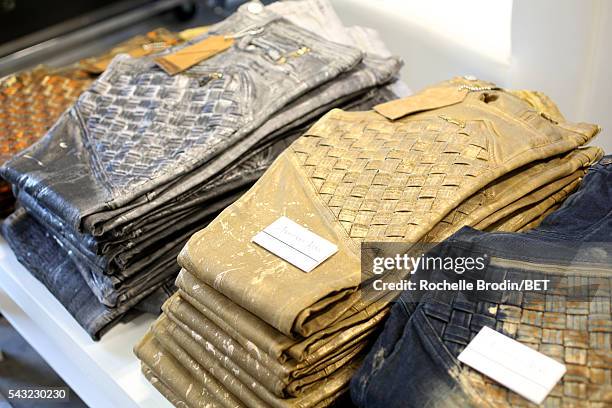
[0,238,171,408]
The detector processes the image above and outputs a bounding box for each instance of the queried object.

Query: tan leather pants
[138,76,601,407]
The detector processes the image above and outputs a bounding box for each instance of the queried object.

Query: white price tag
[458,326,566,404]
[252,216,338,273]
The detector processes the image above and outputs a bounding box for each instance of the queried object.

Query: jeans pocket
[77,60,248,195]
[358,307,471,408]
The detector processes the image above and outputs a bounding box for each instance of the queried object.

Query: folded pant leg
[159,314,368,401]
[18,181,242,276]
[149,316,358,408]
[486,176,582,232]
[141,365,189,408]
[474,170,585,230]
[135,332,240,408]
[134,281,176,314]
[424,146,602,241]
[109,191,242,279]
[176,270,390,364]
[166,289,381,376]
[155,315,286,407]
[283,336,370,397]
[1,209,160,338]
[163,295,375,398]
[516,203,562,232]
[163,294,289,395]
[15,183,233,306]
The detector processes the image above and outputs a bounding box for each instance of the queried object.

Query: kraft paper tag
[154,35,234,75]
[458,326,566,404]
[252,216,338,273]
[374,86,469,120]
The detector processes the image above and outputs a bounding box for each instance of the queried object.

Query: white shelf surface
[0,238,172,408]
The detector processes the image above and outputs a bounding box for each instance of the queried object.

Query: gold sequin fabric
[0,68,93,165]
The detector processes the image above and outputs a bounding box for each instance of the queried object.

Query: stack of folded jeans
[0,28,189,217]
[134,76,601,407]
[352,155,612,407]
[1,0,402,339]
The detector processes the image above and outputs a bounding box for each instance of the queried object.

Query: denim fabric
[1,208,180,339]
[351,156,612,407]
[1,6,364,233]
[133,281,176,314]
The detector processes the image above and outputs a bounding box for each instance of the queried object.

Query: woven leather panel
[0,29,185,168]
[421,272,612,407]
[77,63,242,190]
[292,110,492,241]
[0,68,93,165]
[73,14,363,194]
[425,160,594,241]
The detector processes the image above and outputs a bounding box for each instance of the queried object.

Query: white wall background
[330,0,612,153]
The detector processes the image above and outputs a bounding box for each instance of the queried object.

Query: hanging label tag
[374,86,469,120]
[458,326,566,405]
[82,30,181,73]
[252,216,338,273]
[155,35,234,75]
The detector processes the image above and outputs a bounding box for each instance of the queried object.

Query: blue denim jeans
[351,156,612,407]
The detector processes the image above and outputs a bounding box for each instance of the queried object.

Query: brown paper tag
[374,86,469,120]
[154,35,234,75]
